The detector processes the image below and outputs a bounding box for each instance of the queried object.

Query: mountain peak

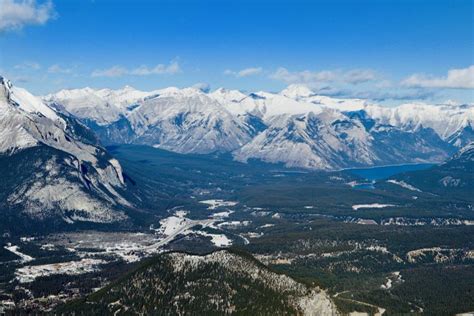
[210,87,248,103]
[280,84,315,99]
[122,84,135,90]
[1,76,61,123]
[0,75,16,100]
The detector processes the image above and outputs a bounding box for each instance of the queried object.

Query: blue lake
[346,163,435,181]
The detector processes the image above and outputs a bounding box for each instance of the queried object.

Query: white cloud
[402,65,474,89]
[224,67,263,78]
[130,61,181,76]
[374,80,393,88]
[91,61,181,78]
[47,64,72,74]
[0,0,56,32]
[14,61,41,70]
[271,67,335,83]
[343,69,377,84]
[270,67,377,85]
[353,89,435,101]
[91,66,127,78]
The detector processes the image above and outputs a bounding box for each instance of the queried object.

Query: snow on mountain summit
[41,83,473,170]
[1,76,62,124]
[44,85,161,125]
[366,102,474,139]
[280,84,315,99]
[126,88,255,154]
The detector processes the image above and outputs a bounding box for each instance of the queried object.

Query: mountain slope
[283,85,474,148]
[43,86,159,125]
[387,143,474,200]
[365,103,474,148]
[235,109,452,170]
[0,76,132,233]
[58,249,339,315]
[126,89,257,154]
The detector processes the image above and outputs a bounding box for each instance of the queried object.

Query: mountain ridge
[43,84,472,170]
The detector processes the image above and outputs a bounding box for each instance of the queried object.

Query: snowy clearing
[217,220,250,228]
[210,210,234,219]
[157,216,190,236]
[387,180,422,192]
[259,224,275,229]
[16,258,106,283]
[4,245,34,263]
[352,203,396,210]
[199,199,238,210]
[195,231,232,247]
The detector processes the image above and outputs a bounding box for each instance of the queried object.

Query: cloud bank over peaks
[402,65,474,89]
[224,67,263,78]
[91,61,181,78]
[270,67,378,85]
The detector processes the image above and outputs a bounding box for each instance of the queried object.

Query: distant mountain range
[44,84,473,170]
[0,76,133,233]
[1,75,472,230]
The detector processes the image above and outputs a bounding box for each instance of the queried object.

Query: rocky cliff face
[0,76,132,231]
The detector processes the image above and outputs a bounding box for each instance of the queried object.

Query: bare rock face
[0,76,131,228]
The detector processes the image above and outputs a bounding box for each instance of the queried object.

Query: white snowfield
[43,82,474,170]
[148,209,234,250]
[4,245,34,263]
[352,203,396,211]
[199,199,238,210]
[194,231,232,247]
[155,209,235,247]
[15,258,106,283]
[210,210,234,218]
[157,215,190,237]
[386,180,422,192]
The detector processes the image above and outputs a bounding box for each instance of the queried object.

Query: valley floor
[1,145,473,315]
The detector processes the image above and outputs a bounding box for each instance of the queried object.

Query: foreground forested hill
[58,249,339,315]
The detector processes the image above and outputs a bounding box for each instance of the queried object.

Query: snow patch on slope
[387,180,422,192]
[352,204,396,211]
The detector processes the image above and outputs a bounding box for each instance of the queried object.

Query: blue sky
[0,0,473,105]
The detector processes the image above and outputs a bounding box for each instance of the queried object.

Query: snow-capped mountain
[234,110,375,169]
[364,103,474,148]
[0,76,131,231]
[43,85,161,125]
[125,88,257,154]
[281,84,474,148]
[44,84,472,170]
[280,84,371,111]
[235,109,451,170]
